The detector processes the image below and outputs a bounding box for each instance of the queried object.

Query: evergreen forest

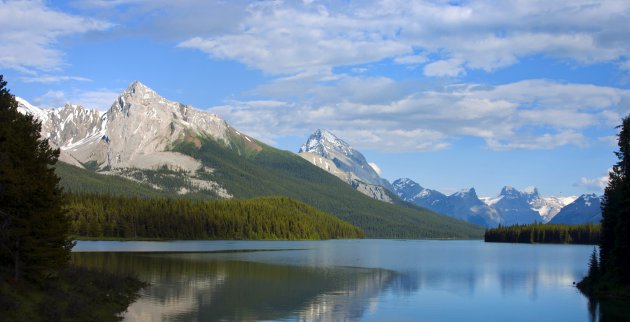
[65,194,364,240]
[578,115,630,300]
[484,223,600,244]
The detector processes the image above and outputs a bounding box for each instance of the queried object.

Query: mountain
[298,129,394,202]
[393,180,580,227]
[17,82,484,239]
[392,178,501,227]
[549,194,603,225]
[484,186,542,225]
[530,195,577,223]
[483,186,575,225]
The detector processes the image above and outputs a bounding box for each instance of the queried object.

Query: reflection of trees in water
[71,253,396,322]
[587,297,630,322]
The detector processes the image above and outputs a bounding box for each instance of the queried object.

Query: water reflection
[71,240,605,322]
[72,252,396,321]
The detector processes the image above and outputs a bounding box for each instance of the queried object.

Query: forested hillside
[65,194,364,240]
[53,137,485,239]
[171,136,485,239]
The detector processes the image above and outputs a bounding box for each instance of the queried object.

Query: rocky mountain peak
[454,187,478,200]
[299,128,352,157]
[298,129,394,195]
[392,178,423,191]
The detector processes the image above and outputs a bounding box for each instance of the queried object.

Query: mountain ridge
[392,178,580,227]
[17,82,484,239]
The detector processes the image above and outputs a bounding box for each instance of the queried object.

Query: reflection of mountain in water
[71,252,395,322]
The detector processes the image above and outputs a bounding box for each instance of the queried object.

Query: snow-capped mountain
[392,178,501,227]
[16,96,106,167]
[483,186,575,224]
[299,129,394,202]
[531,195,577,222]
[549,194,602,224]
[16,81,250,197]
[393,180,580,227]
[484,186,542,225]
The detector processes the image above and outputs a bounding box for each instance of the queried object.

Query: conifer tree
[0,75,73,282]
[598,114,630,283]
[587,247,600,281]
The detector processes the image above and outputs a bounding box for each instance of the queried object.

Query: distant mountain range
[17,82,600,231]
[16,81,484,239]
[393,178,602,227]
[294,129,601,228]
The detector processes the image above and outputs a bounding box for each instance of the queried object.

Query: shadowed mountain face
[393,178,501,227]
[549,194,602,224]
[487,186,543,225]
[18,82,484,239]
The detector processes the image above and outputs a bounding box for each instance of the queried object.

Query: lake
[72,239,598,322]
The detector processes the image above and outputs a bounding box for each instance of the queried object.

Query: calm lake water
[72,239,599,322]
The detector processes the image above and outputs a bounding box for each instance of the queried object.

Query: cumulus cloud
[368,162,382,175]
[575,170,611,192]
[208,78,630,151]
[175,0,630,75]
[0,0,112,72]
[33,88,120,111]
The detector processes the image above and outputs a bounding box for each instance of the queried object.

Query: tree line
[484,223,600,244]
[65,194,364,240]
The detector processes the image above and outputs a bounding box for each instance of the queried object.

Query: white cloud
[33,90,66,108]
[33,88,119,111]
[174,1,630,75]
[209,78,630,151]
[75,89,120,111]
[368,162,382,175]
[575,170,611,192]
[0,0,113,72]
[423,59,466,77]
[20,75,92,83]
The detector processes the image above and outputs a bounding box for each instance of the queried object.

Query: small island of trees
[484,223,600,244]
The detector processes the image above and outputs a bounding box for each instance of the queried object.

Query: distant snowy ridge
[394,179,581,227]
[392,178,501,227]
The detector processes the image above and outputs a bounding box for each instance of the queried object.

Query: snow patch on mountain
[16,81,240,197]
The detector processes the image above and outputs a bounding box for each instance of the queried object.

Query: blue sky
[2,0,629,197]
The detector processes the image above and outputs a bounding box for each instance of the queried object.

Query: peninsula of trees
[484,223,600,244]
[579,115,630,300]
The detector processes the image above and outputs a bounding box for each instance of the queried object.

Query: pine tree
[598,114,630,283]
[0,75,73,283]
[587,247,600,282]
